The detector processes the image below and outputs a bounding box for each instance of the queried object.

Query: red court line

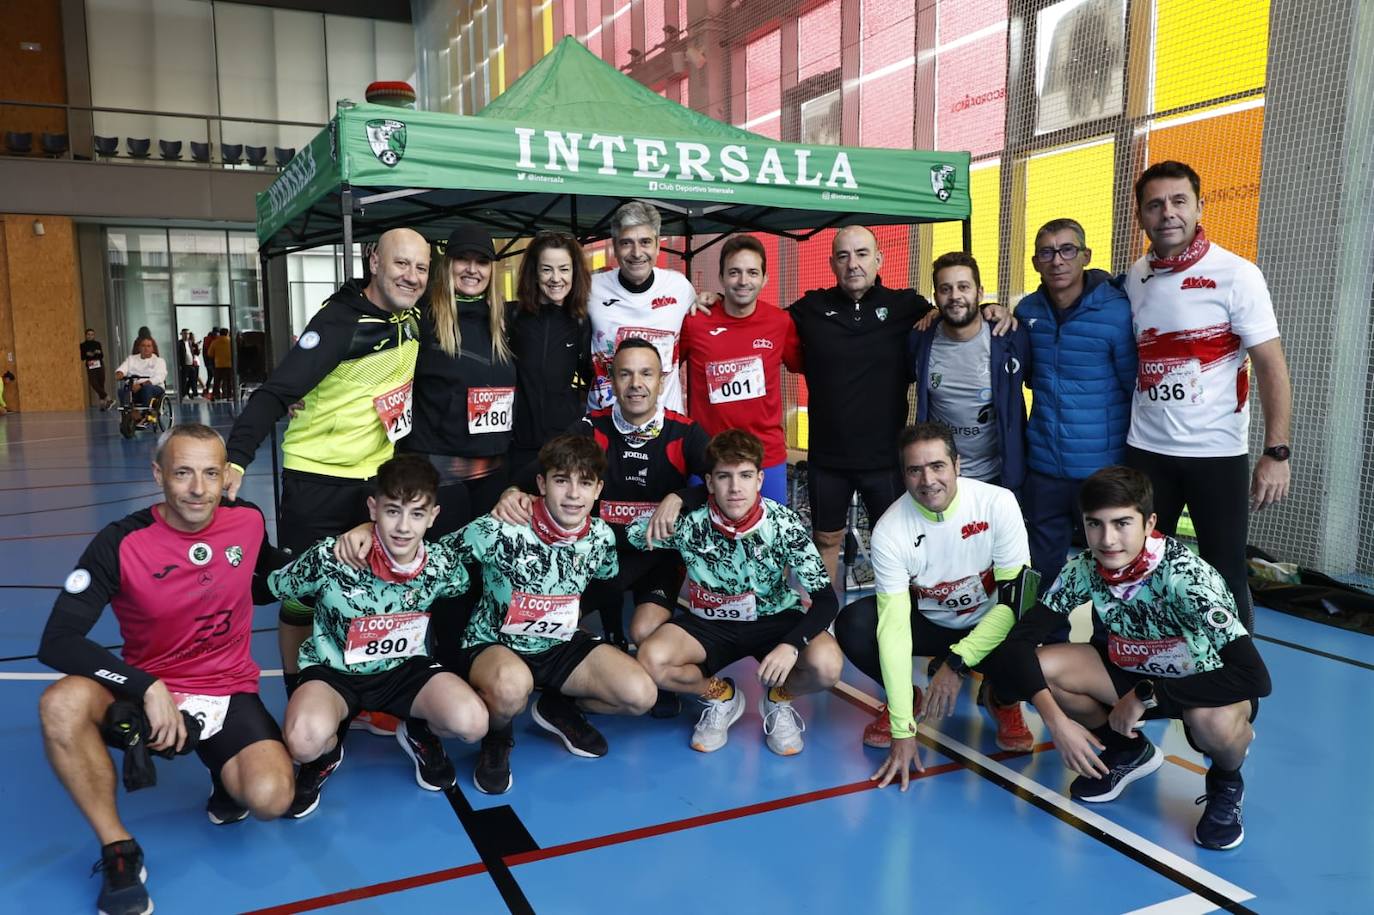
[241,861,488,915]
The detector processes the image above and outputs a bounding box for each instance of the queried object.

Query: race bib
[1139,358,1203,406]
[1107,634,1197,678]
[706,356,766,404]
[172,692,230,740]
[502,591,579,641]
[615,325,677,371]
[600,500,658,525]
[343,612,429,665]
[915,572,990,616]
[373,380,413,442]
[86,359,102,370]
[468,386,515,434]
[688,581,758,622]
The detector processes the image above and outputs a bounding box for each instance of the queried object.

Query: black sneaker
[396,718,456,791]
[1069,739,1162,802]
[92,839,151,915]
[531,690,608,758]
[474,732,514,795]
[206,772,249,825]
[288,742,344,818]
[650,688,682,719]
[1194,772,1245,850]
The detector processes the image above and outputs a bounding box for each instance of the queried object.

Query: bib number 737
[502,592,579,641]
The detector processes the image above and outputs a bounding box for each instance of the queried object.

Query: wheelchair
[116,376,173,439]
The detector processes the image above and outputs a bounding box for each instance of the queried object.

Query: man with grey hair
[1015,217,1135,593]
[587,201,697,412]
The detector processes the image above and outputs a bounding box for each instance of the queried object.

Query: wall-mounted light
[32,219,44,237]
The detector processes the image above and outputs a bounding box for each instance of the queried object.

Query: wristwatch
[1133,679,1158,710]
[1263,444,1291,461]
[944,652,970,678]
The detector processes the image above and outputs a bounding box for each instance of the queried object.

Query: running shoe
[760,695,806,756]
[206,772,249,825]
[982,684,1035,753]
[396,718,456,791]
[650,688,681,719]
[532,691,608,758]
[1194,772,1245,850]
[1069,739,1162,803]
[349,710,400,735]
[92,839,150,915]
[690,679,745,753]
[288,743,344,818]
[862,688,924,750]
[474,732,514,795]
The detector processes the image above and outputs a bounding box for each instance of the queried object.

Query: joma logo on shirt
[1181,276,1217,290]
[961,520,989,539]
[651,296,678,309]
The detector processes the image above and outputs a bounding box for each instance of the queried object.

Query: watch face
[1266,445,1291,461]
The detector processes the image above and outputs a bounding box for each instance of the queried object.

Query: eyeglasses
[1033,243,1085,263]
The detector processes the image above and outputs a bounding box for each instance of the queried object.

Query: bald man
[224,228,429,698]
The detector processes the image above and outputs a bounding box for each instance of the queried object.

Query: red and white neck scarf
[708,495,766,540]
[1148,224,1211,273]
[368,529,428,583]
[1096,530,1166,600]
[530,498,591,546]
[611,402,665,447]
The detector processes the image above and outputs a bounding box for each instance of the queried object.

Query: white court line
[1122,892,1221,915]
[832,680,1255,907]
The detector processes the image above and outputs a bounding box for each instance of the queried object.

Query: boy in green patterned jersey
[451,434,656,795]
[632,430,844,756]
[268,456,488,817]
[992,465,1271,850]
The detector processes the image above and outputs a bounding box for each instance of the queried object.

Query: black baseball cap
[445,224,495,259]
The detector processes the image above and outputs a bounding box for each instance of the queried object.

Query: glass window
[216,4,328,150]
[170,230,229,305]
[107,229,173,358]
[1034,0,1125,135]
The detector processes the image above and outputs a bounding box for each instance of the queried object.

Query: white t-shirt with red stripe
[587,267,696,413]
[1126,242,1280,458]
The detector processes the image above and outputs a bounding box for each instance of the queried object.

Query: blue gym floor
[2,406,1370,914]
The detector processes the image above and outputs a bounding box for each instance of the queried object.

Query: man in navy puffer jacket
[1017,219,1135,592]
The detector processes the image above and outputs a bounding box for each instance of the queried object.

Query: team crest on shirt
[1206,607,1234,630]
[876,307,889,322]
[189,542,213,566]
[224,545,243,567]
[752,338,775,350]
[930,372,942,390]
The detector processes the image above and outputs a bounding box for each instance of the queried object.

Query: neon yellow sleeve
[948,566,1023,666]
[876,590,917,738]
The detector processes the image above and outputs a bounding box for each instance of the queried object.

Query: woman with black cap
[399,223,517,531]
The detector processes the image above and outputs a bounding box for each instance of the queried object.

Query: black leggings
[835,595,979,688]
[1125,447,1253,633]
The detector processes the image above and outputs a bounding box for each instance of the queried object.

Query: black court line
[0,491,164,519]
[1255,633,1374,671]
[442,784,537,914]
[0,585,61,590]
[0,626,279,663]
[0,473,267,493]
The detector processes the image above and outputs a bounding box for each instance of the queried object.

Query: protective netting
[416,0,1374,580]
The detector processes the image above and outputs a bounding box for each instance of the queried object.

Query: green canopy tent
[256,36,971,270]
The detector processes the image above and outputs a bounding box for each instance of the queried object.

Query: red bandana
[1148,224,1211,273]
[530,498,591,546]
[1095,530,1166,599]
[708,495,766,540]
[368,529,428,583]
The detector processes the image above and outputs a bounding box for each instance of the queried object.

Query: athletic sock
[1092,724,1146,754]
[1207,764,1242,785]
[283,672,300,698]
[767,685,793,703]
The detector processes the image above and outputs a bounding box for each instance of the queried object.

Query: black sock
[283,671,300,698]
[406,717,435,739]
[1092,724,1146,754]
[1207,764,1242,785]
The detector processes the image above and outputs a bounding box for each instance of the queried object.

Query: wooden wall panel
[0,0,68,150]
[1,215,86,412]
[0,226,14,411]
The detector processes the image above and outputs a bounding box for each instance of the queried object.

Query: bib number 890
[365,637,408,656]
[1146,382,1187,402]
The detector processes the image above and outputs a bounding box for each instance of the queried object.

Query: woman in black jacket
[506,232,594,471]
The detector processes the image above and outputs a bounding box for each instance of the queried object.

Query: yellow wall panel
[1023,139,1115,296]
[1154,0,1269,112]
[933,161,1001,295]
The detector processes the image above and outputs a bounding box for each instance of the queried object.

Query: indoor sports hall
[2,1,1371,913]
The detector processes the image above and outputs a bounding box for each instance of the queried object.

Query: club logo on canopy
[930,164,957,201]
[365,119,408,167]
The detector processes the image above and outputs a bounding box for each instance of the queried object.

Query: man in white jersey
[834,422,1038,789]
[1124,161,1292,634]
[588,201,696,412]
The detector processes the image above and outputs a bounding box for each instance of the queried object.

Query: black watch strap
[1263,444,1291,461]
[945,652,970,677]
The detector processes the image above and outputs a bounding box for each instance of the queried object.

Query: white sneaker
[690,679,745,753]
[761,695,806,756]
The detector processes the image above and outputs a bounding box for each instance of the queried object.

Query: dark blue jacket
[909,318,1031,490]
[1017,269,1135,480]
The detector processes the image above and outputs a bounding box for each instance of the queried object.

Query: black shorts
[454,631,601,692]
[806,463,902,532]
[1093,642,1261,722]
[278,470,375,625]
[195,692,284,776]
[668,609,805,677]
[582,548,684,615]
[297,656,448,720]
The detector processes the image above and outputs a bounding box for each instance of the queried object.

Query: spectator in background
[132,326,160,356]
[210,328,233,401]
[203,328,219,394]
[177,329,201,399]
[81,329,113,410]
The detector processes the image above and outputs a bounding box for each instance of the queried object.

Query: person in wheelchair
[115,336,168,436]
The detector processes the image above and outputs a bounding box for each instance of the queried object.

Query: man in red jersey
[681,234,802,505]
[38,424,293,915]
